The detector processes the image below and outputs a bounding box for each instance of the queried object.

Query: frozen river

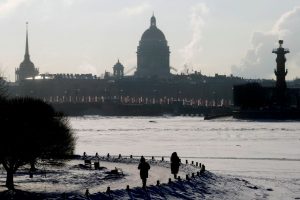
[70,116,300,198]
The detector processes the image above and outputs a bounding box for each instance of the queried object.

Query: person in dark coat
[138,156,150,189]
[171,152,180,179]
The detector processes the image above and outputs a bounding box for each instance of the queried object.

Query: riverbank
[51,102,232,117]
[0,156,270,200]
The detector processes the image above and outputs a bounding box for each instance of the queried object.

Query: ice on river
[71,116,300,199]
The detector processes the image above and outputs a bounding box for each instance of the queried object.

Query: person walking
[138,156,150,189]
[171,152,180,179]
[94,152,100,170]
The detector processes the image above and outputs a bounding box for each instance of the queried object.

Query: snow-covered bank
[88,171,269,200]
[0,156,272,200]
[0,172,270,200]
[0,156,199,194]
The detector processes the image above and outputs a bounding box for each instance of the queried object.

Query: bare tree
[0,97,76,190]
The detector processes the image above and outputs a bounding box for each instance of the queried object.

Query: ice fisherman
[138,156,150,189]
[170,152,180,179]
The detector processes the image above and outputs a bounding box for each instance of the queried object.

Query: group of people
[82,151,182,189]
[138,152,180,189]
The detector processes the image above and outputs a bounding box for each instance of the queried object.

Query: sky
[0,0,300,81]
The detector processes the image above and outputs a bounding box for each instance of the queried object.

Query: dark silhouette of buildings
[135,14,170,78]
[11,19,300,117]
[15,22,39,82]
[233,40,300,119]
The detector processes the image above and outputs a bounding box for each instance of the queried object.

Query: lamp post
[120,89,124,103]
[75,88,80,102]
[153,89,158,104]
[212,91,216,107]
[177,90,182,101]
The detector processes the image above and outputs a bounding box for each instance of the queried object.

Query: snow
[71,116,300,160]
[70,116,300,199]
[0,156,271,199]
[0,156,198,193]
[89,171,269,200]
[0,116,299,199]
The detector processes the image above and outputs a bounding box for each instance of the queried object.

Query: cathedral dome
[135,15,170,78]
[141,15,166,41]
[141,27,166,41]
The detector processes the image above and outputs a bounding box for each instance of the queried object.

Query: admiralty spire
[15,22,39,82]
[135,14,170,78]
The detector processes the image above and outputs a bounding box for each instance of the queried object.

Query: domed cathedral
[15,22,39,82]
[135,14,171,78]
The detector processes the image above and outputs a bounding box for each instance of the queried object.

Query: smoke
[180,3,209,68]
[232,7,300,79]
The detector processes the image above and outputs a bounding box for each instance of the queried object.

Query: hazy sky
[0,0,300,81]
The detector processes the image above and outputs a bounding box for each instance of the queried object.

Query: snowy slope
[88,171,269,200]
[0,157,271,200]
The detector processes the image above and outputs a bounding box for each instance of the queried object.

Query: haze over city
[0,0,300,81]
[1,1,300,199]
